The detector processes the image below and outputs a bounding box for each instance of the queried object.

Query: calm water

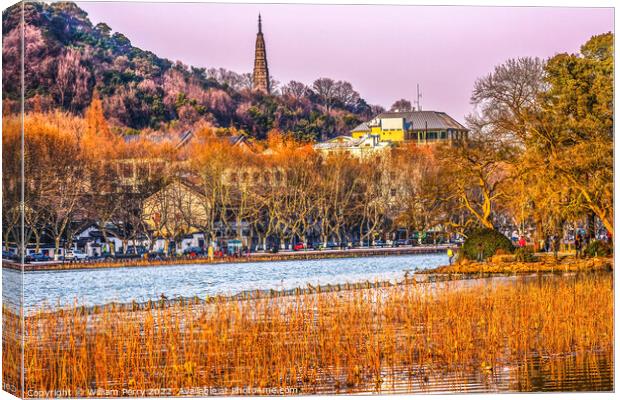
[3,253,446,312]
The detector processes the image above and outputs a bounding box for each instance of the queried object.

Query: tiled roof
[375,111,467,131]
[351,122,370,132]
[175,130,194,149]
[314,136,365,149]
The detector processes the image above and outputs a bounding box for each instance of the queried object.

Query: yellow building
[351,110,468,144]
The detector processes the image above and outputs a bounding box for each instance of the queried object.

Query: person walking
[447,247,455,265]
[476,243,484,262]
[575,234,583,259]
[518,235,526,248]
[553,235,561,259]
[207,244,214,261]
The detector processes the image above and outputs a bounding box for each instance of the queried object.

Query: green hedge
[463,228,514,261]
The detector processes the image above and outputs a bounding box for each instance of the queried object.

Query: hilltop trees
[2,2,372,140]
[390,99,414,112]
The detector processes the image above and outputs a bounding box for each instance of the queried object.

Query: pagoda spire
[252,13,270,93]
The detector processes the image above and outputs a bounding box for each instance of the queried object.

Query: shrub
[514,246,538,262]
[583,240,613,258]
[462,228,514,261]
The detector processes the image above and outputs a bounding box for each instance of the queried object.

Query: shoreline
[14,263,613,318]
[2,245,448,272]
[423,254,613,274]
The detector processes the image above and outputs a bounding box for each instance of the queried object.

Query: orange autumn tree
[261,129,320,248]
[186,125,258,243]
[21,112,88,257]
[81,90,120,160]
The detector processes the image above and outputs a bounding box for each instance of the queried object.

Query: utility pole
[415,84,422,111]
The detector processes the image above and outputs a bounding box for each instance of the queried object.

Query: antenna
[415,84,422,111]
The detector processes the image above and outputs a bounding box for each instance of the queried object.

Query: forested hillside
[2,1,382,139]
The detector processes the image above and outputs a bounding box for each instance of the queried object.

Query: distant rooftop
[373,110,467,131]
[351,122,370,132]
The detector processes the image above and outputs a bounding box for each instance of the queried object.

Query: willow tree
[435,135,518,231]
[526,32,614,235]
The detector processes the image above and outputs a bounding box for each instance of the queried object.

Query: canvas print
[1,0,614,397]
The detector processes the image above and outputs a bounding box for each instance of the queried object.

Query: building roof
[314,135,392,150]
[314,135,365,149]
[374,111,467,131]
[351,122,370,132]
[175,130,194,149]
[175,131,254,152]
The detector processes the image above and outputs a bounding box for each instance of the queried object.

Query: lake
[4,253,446,312]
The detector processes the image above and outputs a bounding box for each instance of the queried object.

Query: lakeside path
[2,245,448,272]
[423,254,613,275]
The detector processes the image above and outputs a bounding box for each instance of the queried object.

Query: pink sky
[78,2,613,123]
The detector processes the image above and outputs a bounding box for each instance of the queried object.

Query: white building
[313,134,392,158]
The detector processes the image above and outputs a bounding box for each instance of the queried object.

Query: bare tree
[281,80,310,100]
[467,57,545,142]
[53,48,91,111]
[390,99,414,112]
[311,78,338,112]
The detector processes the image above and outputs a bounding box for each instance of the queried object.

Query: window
[121,163,133,178]
[137,164,149,178]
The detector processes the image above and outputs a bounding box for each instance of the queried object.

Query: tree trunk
[54,237,61,261]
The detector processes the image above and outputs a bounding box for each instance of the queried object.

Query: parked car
[126,245,148,255]
[311,242,324,250]
[30,253,52,262]
[350,240,369,248]
[325,241,340,249]
[113,252,142,260]
[394,239,411,247]
[2,250,15,260]
[64,250,89,261]
[373,240,387,248]
[148,250,166,260]
[183,246,205,256]
[293,242,306,251]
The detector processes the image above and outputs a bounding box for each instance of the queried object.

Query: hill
[2,1,383,140]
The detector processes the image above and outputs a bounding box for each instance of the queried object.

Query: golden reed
[2,273,613,396]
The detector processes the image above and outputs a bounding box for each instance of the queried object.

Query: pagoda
[252,14,270,94]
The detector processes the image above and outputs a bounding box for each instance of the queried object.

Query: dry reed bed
[4,273,613,396]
